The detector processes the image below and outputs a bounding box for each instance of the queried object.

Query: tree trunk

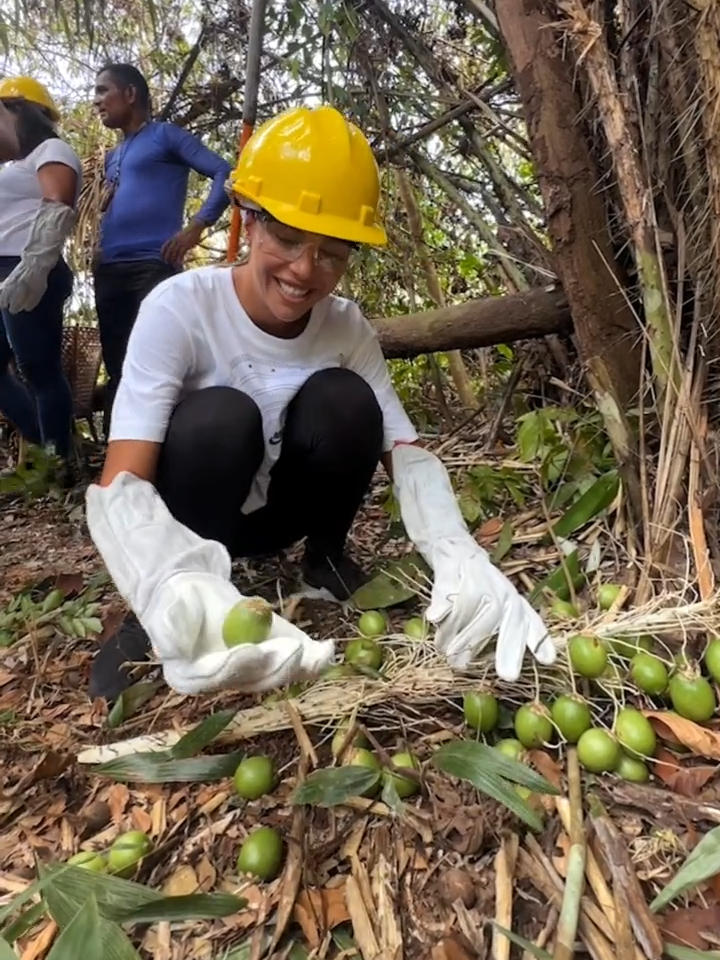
[372,286,571,358]
[495,0,643,519]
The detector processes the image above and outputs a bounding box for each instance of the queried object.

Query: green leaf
[106,681,163,730]
[663,947,720,960]
[292,767,381,807]
[351,552,429,610]
[550,471,620,540]
[42,879,140,959]
[431,742,554,831]
[1,900,47,943]
[651,825,720,912]
[380,773,404,814]
[0,939,18,960]
[46,894,104,960]
[491,519,514,564]
[492,924,553,960]
[528,549,584,607]
[433,741,559,794]
[170,708,238,759]
[88,751,243,783]
[109,892,245,924]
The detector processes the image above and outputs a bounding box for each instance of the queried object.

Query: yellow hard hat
[0,76,60,121]
[229,104,387,247]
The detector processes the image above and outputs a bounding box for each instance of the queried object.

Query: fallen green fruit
[223,597,273,648]
[68,850,108,873]
[358,610,388,638]
[107,830,152,877]
[383,751,421,799]
[233,755,275,800]
[597,583,622,611]
[331,722,369,759]
[404,616,429,640]
[237,826,284,881]
[550,597,580,620]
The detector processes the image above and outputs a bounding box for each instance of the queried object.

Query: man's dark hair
[4,99,59,158]
[98,62,152,113]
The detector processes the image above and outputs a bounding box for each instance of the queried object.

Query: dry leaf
[644,711,720,760]
[99,606,126,643]
[653,747,717,798]
[106,784,130,823]
[431,935,477,960]
[131,807,153,834]
[162,865,199,897]
[293,883,350,949]
[528,749,563,789]
[661,901,720,950]
[196,857,217,891]
[54,572,84,596]
[477,517,503,542]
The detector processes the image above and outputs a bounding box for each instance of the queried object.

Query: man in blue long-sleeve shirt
[92,62,232,436]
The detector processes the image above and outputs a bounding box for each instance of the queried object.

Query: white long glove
[85,471,335,696]
[0,198,76,314]
[392,444,556,681]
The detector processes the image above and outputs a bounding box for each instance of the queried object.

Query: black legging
[155,367,384,562]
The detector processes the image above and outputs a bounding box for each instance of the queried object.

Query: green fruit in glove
[223,597,273,648]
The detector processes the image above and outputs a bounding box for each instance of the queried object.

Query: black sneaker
[301,550,370,602]
[88,613,153,702]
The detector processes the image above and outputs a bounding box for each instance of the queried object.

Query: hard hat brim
[236,193,388,248]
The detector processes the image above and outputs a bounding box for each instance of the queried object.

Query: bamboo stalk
[554,750,585,960]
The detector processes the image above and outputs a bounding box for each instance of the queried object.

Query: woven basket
[0,324,103,434]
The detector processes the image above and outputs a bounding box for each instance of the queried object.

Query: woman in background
[0,76,81,477]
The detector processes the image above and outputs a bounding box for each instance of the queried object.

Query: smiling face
[240,210,355,327]
[94,70,135,129]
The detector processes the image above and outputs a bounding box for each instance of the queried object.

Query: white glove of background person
[85,471,335,696]
[391,443,556,681]
[0,198,76,314]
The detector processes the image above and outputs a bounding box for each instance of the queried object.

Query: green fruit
[463,691,499,733]
[344,637,384,671]
[514,703,553,749]
[233,755,275,800]
[342,746,381,796]
[222,597,273,647]
[609,634,653,659]
[237,826,284,881]
[576,728,621,773]
[494,738,525,760]
[704,639,720,684]
[568,635,608,679]
[597,583,622,611]
[630,653,669,696]
[550,598,580,620]
[331,722,369,759]
[669,669,717,722]
[383,751,421,798]
[616,753,650,783]
[404,616,428,640]
[614,707,656,757]
[68,850,107,873]
[550,694,592,743]
[107,830,152,877]
[358,610,388,638]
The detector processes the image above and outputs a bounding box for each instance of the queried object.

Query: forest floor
[1,423,719,960]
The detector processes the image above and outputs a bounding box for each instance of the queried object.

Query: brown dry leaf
[528,749,563,789]
[477,517,503,543]
[430,935,477,960]
[661,902,720,950]
[21,920,58,960]
[54,572,84,596]
[293,883,350,949]
[644,711,720,760]
[99,606,126,643]
[131,807,153,834]
[106,784,130,823]
[196,857,217,891]
[162,865,199,897]
[9,751,72,795]
[653,747,717,798]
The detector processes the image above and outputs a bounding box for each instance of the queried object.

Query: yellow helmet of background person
[229,105,387,247]
[0,76,60,121]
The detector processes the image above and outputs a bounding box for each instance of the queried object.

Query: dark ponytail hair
[3,99,59,158]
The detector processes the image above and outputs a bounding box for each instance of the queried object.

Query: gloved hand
[391,443,556,681]
[0,198,76,314]
[85,471,335,696]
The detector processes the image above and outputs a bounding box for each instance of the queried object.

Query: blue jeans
[0,256,74,457]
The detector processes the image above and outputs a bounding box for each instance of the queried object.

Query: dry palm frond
[76,587,720,764]
[68,148,106,274]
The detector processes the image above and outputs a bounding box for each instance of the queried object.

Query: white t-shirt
[110,265,419,514]
[0,139,83,255]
